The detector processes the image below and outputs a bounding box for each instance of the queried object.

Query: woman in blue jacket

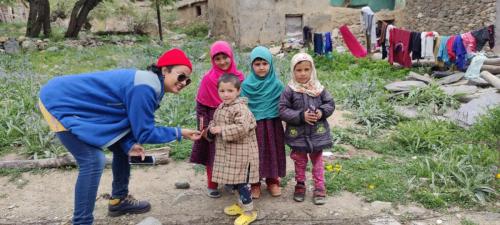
[38,48,201,225]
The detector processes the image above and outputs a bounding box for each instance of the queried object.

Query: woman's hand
[209,126,222,134]
[128,144,145,160]
[315,109,323,120]
[181,128,202,141]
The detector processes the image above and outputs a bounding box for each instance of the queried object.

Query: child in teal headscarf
[241,46,286,199]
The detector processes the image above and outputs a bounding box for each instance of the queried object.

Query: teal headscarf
[241,46,284,121]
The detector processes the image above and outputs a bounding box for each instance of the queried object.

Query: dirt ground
[0,110,499,225]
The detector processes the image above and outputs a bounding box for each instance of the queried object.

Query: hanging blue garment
[313,32,324,55]
[453,35,467,71]
[324,32,333,53]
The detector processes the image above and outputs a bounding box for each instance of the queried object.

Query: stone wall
[209,0,398,47]
[401,0,495,35]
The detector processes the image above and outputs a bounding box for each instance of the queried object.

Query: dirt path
[1,109,499,225]
[1,160,499,225]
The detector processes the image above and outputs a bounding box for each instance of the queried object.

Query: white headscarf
[288,53,324,97]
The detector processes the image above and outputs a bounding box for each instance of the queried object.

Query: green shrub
[469,106,500,149]
[396,83,460,114]
[392,120,463,154]
[182,22,209,38]
[407,144,498,207]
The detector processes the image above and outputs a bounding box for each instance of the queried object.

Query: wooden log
[481,65,500,74]
[483,58,500,65]
[0,147,170,169]
[480,71,500,90]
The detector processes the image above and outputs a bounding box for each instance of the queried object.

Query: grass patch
[391,119,463,154]
[325,157,409,203]
[407,144,498,208]
[395,83,460,115]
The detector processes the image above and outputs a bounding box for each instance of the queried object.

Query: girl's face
[252,59,270,77]
[218,82,240,104]
[293,61,312,84]
[162,65,192,94]
[213,53,231,71]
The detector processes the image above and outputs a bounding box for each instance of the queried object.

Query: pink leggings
[290,150,325,190]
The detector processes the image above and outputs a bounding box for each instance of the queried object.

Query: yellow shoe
[224,204,243,216]
[234,211,257,225]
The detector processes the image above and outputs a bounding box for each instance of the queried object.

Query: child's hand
[181,128,202,141]
[315,109,322,120]
[304,110,318,125]
[210,126,222,134]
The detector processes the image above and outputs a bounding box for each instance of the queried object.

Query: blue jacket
[453,35,467,71]
[39,69,181,153]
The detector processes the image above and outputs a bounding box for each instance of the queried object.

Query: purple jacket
[279,86,335,152]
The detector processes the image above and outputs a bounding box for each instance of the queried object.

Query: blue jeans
[57,131,130,225]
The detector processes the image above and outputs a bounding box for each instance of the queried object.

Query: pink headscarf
[196,41,244,108]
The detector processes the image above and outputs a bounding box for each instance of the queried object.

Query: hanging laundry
[385,24,396,60]
[446,35,457,62]
[378,22,388,59]
[461,32,477,54]
[433,36,443,67]
[409,32,422,60]
[453,35,467,71]
[437,36,451,65]
[389,28,412,68]
[313,32,324,55]
[421,32,439,60]
[465,53,487,79]
[325,32,333,53]
[303,26,313,48]
[472,25,495,51]
[360,6,377,49]
[339,25,368,58]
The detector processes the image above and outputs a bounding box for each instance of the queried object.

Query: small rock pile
[385,71,500,126]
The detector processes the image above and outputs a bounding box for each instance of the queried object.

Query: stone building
[205,0,497,49]
[175,0,208,24]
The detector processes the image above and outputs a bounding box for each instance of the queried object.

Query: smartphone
[129,155,156,165]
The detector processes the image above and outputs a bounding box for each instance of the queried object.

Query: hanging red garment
[446,35,457,62]
[339,25,368,58]
[389,28,412,68]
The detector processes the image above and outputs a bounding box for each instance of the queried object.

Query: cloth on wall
[409,31,422,60]
[461,32,477,54]
[360,6,377,48]
[378,22,388,59]
[389,28,412,68]
[437,36,451,65]
[446,35,457,62]
[421,32,438,60]
[385,24,396,60]
[452,35,467,71]
[303,26,313,48]
[472,25,495,51]
[465,53,487,79]
[339,25,367,58]
[325,32,333,53]
[313,32,324,55]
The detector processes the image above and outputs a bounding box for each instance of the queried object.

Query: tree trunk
[155,0,163,42]
[65,0,102,38]
[26,0,51,37]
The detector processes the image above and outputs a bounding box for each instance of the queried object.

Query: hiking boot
[250,185,261,199]
[207,188,221,198]
[267,183,281,197]
[234,211,257,225]
[224,203,243,216]
[108,195,151,217]
[293,182,306,202]
[313,189,326,205]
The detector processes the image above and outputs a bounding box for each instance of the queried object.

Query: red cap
[156,48,192,72]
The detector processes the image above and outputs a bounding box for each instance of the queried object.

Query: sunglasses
[176,73,191,86]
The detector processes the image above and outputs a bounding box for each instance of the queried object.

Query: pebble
[174,182,190,189]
